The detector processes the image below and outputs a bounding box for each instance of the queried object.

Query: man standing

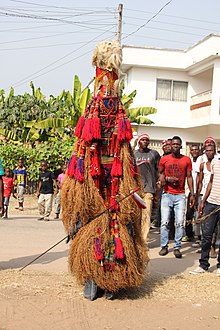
[134,134,161,242]
[37,160,58,221]
[182,144,200,242]
[190,156,220,275]
[13,158,28,211]
[158,136,195,258]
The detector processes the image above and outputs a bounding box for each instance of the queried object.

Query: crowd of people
[2,39,219,304]
[1,134,219,279]
[0,158,66,221]
[134,133,220,276]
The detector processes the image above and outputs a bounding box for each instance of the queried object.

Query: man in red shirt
[158,136,195,258]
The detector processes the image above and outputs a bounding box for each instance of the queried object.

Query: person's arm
[53,178,58,195]
[12,179,17,199]
[0,176,4,216]
[36,178,42,198]
[13,171,17,183]
[158,158,166,187]
[198,174,213,215]
[186,171,195,208]
[25,168,28,188]
[196,162,204,196]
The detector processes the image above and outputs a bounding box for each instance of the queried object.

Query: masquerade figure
[61,40,148,300]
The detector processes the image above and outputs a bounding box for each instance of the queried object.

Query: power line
[124,7,220,26]
[6,27,116,90]
[124,16,220,33]
[0,25,114,45]
[0,40,96,51]
[123,0,174,40]
[123,22,204,38]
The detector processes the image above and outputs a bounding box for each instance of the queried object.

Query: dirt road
[0,196,220,329]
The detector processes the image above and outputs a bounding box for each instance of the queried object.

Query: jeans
[199,201,220,270]
[160,192,186,249]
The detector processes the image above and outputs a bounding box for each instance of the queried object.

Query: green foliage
[126,106,157,124]
[0,139,75,182]
[0,76,91,143]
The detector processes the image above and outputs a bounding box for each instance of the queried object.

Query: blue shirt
[14,167,27,187]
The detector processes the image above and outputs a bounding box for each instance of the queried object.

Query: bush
[0,139,75,185]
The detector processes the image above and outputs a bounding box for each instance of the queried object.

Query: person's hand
[189,195,195,208]
[167,176,179,184]
[13,193,17,199]
[198,201,205,215]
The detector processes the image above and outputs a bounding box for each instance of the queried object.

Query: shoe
[54,214,59,219]
[215,268,220,277]
[159,247,168,256]
[190,266,206,274]
[104,290,114,300]
[84,280,98,301]
[44,217,49,221]
[192,240,201,248]
[182,236,193,242]
[15,206,19,209]
[173,249,182,258]
[19,207,24,211]
[37,217,44,221]
[196,248,201,253]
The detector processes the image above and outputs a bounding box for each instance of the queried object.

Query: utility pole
[117,3,123,45]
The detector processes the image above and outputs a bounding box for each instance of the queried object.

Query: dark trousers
[185,193,194,238]
[199,202,220,270]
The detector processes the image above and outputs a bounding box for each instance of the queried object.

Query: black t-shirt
[39,170,55,194]
[134,148,161,194]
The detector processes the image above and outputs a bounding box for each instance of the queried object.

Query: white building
[122,34,220,154]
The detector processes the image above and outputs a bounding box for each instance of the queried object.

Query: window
[156,79,188,102]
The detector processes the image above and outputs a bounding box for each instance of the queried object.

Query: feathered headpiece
[92,40,122,74]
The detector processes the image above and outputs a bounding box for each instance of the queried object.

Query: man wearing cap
[134,134,161,242]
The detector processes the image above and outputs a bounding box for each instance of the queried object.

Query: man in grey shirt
[134,134,160,242]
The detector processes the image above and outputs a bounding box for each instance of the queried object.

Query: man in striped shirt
[190,157,220,275]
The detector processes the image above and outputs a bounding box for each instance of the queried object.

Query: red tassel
[114,237,124,259]
[110,197,118,212]
[92,117,101,139]
[117,119,126,142]
[67,154,76,177]
[81,117,93,141]
[125,119,133,141]
[111,156,122,177]
[75,116,85,138]
[74,158,84,182]
[90,152,101,176]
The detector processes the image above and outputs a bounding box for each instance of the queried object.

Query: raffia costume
[61,41,148,294]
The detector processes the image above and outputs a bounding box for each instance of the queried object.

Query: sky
[1,0,220,97]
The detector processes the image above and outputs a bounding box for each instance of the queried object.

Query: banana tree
[0,76,91,144]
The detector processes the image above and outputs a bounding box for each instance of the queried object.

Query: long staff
[19,187,140,271]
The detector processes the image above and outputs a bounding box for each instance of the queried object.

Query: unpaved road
[0,196,220,330]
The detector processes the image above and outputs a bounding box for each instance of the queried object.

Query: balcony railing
[190,90,212,110]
